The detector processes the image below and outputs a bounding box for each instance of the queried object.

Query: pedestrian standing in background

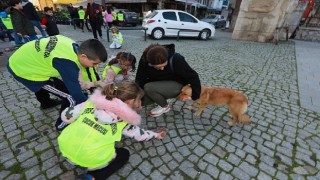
[7,0,38,43]
[41,7,59,36]
[85,0,103,40]
[112,8,117,26]
[101,6,106,29]
[117,10,124,26]
[103,7,113,28]
[0,10,23,47]
[21,0,47,37]
[78,6,85,32]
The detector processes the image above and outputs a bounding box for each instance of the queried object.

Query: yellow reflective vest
[78,9,85,20]
[112,32,123,44]
[102,65,121,80]
[112,11,117,21]
[117,13,124,21]
[1,15,13,30]
[81,66,99,82]
[8,35,80,81]
[58,101,128,168]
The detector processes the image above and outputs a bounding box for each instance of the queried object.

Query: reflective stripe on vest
[102,65,121,80]
[8,35,80,81]
[81,66,98,82]
[1,15,13,29]
[78,10,85,20]
[58,101,127,168]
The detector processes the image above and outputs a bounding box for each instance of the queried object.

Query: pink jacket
[104,11,113,23]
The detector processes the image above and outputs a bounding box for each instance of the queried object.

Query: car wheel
[199,30,210,40]
[151,28,164,40]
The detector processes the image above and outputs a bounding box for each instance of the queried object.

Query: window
[207,15,217,19]
[178,12,197,23]
[146,11,158,18]
[162,12,177,21]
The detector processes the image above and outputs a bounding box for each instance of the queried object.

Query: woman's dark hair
[109,51,137,71]
[78,39,108,63]
[102,81,144,108]
[146,45,168,65]
[8,0,21,6]
[106,7,112,14]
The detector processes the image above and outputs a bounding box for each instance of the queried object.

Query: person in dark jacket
[84,0,103,40]
[7,0,38,43]
[135,44,201,117]
[21,0,47,37]
[41,7,59,36]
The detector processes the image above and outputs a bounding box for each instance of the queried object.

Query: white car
[142,9,215,40]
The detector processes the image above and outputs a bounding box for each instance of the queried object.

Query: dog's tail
[239,114,251,125]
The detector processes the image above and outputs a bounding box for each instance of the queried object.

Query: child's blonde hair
[101,81,144,107]
[110,26,119,33]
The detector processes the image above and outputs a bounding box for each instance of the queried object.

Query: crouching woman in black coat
[135,44,201,117]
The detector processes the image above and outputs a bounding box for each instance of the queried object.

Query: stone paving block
[0,170,10,179]
[179,160,198,179]
[138,161,152,176]
[169,171,184,179]
[257,171,272,180]
[259,161,276,176]
[218,160,233,172]
[21,157,38,169]
[46,164,63,179]
[25,165,40,179]
[6,174,22,180]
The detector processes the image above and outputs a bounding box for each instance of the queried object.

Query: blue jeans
[13,31,22,45]
[31,20,47,37]
[22,35,38,43]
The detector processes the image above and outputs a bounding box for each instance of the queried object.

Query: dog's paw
[227,121,236,126]
[194,111,201,116]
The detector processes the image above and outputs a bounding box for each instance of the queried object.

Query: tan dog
[177,85,251,126]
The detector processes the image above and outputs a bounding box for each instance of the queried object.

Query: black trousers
[89,19,102,39]
[88,148,130,180]
[34,77,76,130]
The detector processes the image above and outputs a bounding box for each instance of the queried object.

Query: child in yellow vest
[109,26,123,49]
[80,51,136,90]
[58,81,167,179]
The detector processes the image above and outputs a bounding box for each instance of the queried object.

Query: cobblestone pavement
[0,25,319,180]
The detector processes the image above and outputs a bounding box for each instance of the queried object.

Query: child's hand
[156,127,168,140]
[80,81,94,89]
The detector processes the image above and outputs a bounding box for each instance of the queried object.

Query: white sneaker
[166,98,175,105]
[149,105,171,117]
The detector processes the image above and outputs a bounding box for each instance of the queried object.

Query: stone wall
[231,0,292,42]
[295,27,320,42]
